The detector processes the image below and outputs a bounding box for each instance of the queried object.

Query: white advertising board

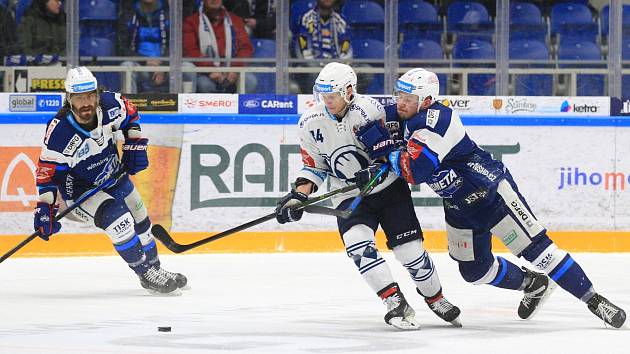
[170,123,630,233]
[178,94,239,114]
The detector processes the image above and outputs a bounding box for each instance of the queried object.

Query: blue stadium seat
[453,38,495,95]
[550,3,594,36]
[252,39,276,94]
[290,0,316,34]
[342,1,384,40]
[600,5,630,38]
[0,0,7,8]
[351,39,384,94]
[399,0,442,42]
[79,37,115,57]
[16,0,33,24]
[558,39,604,96]
[81,23,117,42]
[447,1,493,37]
[509,2,547,42]
[509,39,552,96]
[80,0,118,21]
[399,39,447,95]
[352,39,384,59]
[94,72,121,92]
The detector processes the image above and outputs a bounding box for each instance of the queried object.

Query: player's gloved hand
[121,138,149,175]
[356,121,397,160]
[33,202,61,241]
[275,189,309,224]
[354,162,389,193]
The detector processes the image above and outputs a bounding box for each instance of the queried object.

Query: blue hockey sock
[142,239,160,267]
[548,254,594,300]
[114,235,149,275]
[488,256,525,290]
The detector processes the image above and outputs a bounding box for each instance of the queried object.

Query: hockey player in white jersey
[356,68,626,328]
[275,62,461,330]
[34,67,187,294]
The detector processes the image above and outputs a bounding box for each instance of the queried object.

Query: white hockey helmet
[65,66,98,94]
[313,62,357,104]
[394,68,439,110]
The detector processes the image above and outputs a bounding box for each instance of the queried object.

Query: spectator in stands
[118,0,171,93]
[15,0,65,65]
[0,3,17,62]
[183,0,256,93]
[295,0,352,93]
[225,0,276,39]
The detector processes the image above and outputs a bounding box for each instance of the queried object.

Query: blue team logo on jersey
[328,145,369,181]
[72,81,97,93]
[395,80,414,93]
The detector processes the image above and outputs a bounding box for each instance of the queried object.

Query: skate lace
[595,301,619,327]
[158,267,177,279]
[430,298,454,315]
[145,267,170,285]
[384,293,402,312]
[522,283,545,309]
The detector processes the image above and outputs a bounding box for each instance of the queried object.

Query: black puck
[158,326,171,332]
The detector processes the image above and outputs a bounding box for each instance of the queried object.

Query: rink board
[1,111,630,256]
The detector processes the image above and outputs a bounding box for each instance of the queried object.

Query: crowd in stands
[0,0,626,95]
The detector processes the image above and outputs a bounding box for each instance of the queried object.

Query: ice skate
[380,284,420,330]
[423,289,462,327]
[139,266,178,294]
[157,266,188,289]
[587,293,626,329]
[518,267,556,320]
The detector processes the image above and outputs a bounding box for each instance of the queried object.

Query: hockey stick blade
[152,184,358,253]
[304,205,352,218]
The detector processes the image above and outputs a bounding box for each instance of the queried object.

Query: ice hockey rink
[1,252,629,354]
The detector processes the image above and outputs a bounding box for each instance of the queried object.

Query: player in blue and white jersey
[275,62,461,330]
[34,66,186,294]
[356,68,626,328]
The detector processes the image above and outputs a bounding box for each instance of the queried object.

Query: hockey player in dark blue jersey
[355,68,626,328]
[34,66,186,294]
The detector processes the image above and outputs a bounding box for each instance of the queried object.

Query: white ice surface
[1,253,629,354]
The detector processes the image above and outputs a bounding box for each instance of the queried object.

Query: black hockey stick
[152,184,358,253]
[0,170,127,264]
[335,162,390,219]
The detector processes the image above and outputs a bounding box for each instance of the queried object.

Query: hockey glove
[354,162,389,193]
[275,189,309,224]
[121,138,149,175]
[33,202,61,241]
[356,121,397,160]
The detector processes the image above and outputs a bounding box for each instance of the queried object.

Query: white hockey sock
[343,224,395,293]
[393,240,442,298]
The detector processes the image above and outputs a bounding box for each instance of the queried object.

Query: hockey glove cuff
[34,202,61,241]
[356,121,396,160]
[121,138,149,175]
[275,189,309,224]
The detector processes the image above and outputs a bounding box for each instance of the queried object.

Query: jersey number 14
[310,129,324,143]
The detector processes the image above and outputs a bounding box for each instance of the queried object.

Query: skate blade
[449,316,463,328]
[523,280,558,320]
[179,285,192,291]
[388,316,421,331]
[144,288,182,297]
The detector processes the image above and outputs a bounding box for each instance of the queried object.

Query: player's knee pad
[123,186,149,224]
[393,239,435,283]
[458,256,497,285]
[94,200,136,245]
[343,224,383,273]
[521,235,567,274]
